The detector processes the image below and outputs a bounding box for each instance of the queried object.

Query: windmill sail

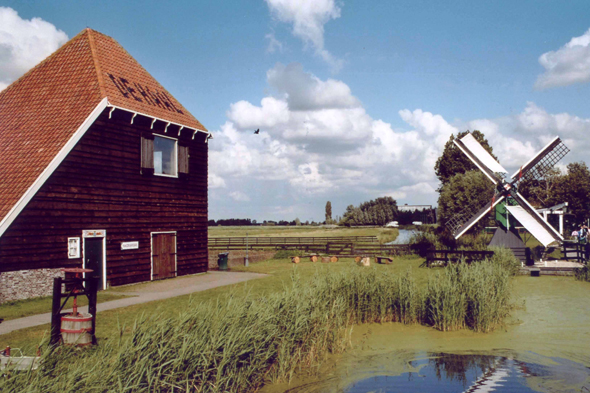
[511,136,569,183]
[448,195,505,238]
[505,192,563,247]
[454,133,508,185]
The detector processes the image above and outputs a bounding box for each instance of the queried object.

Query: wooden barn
[0,29,209,302]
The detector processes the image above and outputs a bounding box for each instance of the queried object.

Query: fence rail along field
[208,236,410,257]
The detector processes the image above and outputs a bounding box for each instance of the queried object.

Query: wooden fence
[562,241,589,263]
[425,250,495,267]
[208,236,410,257]
[209,236,378,248]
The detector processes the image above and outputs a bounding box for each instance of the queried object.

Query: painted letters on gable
[107,73,184,114]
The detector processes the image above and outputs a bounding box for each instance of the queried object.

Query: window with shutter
[141,135,154,174]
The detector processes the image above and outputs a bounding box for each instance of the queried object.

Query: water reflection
[346,353,540,393]
[281,352,590,393]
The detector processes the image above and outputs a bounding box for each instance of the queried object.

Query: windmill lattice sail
[448,194,505,238]
[511,136,569,184]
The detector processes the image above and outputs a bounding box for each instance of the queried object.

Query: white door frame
[82,229,107,289]
[150,231,177,280]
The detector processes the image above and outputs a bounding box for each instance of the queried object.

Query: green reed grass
[0,261,513,392]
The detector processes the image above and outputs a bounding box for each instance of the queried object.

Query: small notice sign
[121,241,139,250]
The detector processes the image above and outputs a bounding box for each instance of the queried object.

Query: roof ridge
[0,29,88,99]
[86,28,108,98]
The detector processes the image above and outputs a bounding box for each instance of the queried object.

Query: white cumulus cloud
[209,62,457,217]
[0,7,68,91]
[267,63,360,110]
[209,63,590,221]
[534,27,590,89]
[229,191,251,202]
[265,0,343,71]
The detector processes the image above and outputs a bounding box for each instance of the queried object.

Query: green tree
[437,171,494,230]
[518,167,563,207]
[325,201,332,224]
[548,162,590,224]
[434,130,496,188]
[340,197,399,226]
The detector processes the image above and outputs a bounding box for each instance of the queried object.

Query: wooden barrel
[291,256,300,264]
[61,313,93,346]
[321,257,331,263]
[310,255,318,262]
[330,256,338,263]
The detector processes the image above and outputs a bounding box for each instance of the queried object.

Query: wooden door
[84,237,105,290]
[152,233,177,280]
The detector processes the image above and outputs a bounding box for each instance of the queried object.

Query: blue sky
[1,1,590,222]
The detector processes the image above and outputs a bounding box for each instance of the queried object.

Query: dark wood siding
[0,109,208,286]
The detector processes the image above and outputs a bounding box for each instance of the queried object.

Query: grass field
[208,225,400,243]
[0,255,516,392]
[0,256,425,354]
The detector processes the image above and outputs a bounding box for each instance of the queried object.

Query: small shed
[0,29,210,302]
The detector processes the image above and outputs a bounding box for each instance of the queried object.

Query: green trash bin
[218,252,229,271]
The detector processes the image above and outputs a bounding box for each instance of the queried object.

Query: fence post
[87,276,98,345]
[50,277,62,346]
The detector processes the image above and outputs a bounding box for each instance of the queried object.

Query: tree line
[337,197,436,226]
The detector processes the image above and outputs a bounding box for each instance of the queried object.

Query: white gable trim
[0,98,109,238]
[106,104,210,137]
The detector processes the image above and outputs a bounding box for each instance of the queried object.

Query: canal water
[387,229,416,244]
[262,275,590,393]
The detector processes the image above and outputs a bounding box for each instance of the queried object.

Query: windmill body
[446,133,569,248]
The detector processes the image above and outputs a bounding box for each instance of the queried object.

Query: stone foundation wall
[0,268,65,304]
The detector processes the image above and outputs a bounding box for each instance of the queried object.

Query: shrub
[488,246,521,276]
[409,230,441,257]
[574,265,590,282]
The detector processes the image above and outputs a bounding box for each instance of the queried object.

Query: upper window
[153,135,177,177]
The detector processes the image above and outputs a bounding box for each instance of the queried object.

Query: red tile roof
[0,28,207,227]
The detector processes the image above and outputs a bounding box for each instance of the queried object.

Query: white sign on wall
[121,241,139,250]
[68,237,80,259]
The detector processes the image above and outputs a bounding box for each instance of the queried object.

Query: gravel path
[0,271,267,336]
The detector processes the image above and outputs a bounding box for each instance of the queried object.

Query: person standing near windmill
[579,225,588,244]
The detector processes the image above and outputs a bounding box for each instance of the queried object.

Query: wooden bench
[376,256,393,264]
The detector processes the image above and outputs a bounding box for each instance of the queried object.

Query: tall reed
[0,262,513,392]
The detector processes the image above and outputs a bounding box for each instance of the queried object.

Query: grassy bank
[0,260,513,392]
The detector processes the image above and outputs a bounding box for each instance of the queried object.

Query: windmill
[445,132,570,248]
